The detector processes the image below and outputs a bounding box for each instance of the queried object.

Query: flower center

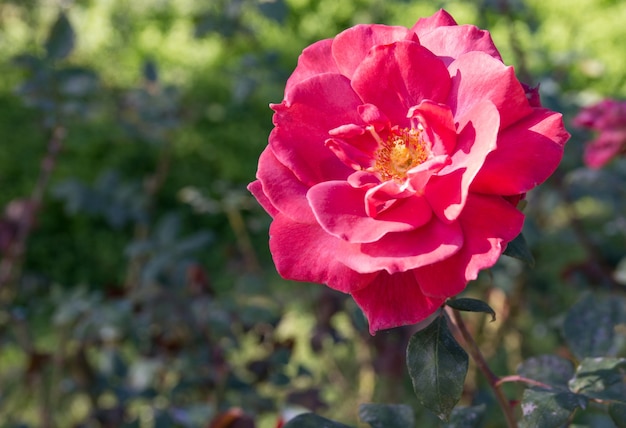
[370,127,429,181]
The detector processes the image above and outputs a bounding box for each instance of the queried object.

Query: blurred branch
[0,126,65,293]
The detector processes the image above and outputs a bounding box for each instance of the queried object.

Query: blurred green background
[0,0,625,427]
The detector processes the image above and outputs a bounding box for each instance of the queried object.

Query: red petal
[447,51,532,130]
[352,271,446,334]
[285,39,340,98]
[307,181,428,243]
[342,216,463,274]
[256,147,315,223]
[410,9,458,36]
[351,41,451,125]
[408,100,457,156]
[269,213,377,293]
[247,179,279,218]
[471,109,569,195]
[425,100,500,222]
[418,25,502,66]
[270,74,362,185]
[415,193,524,297]
[331,24,415,79]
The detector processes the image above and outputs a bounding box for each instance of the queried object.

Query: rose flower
[573,99,626,168]
[249,10,569,334]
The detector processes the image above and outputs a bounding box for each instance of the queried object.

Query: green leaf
[609,402,626,428]
[443,404,486,428]
[283,413,354,428]
[519,388,587,428]
[568,357,626,402]
[562,293,626,359]
[45,11,75,61]
[516,355,575,389]
[446,298,496,322]
[406,315,468,421]
[502,232,535,267]
[358,403,415,428]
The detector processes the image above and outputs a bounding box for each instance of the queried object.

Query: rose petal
[447,51,532,129]
[256,147,315,223]
[269,213,377,293]
[307,181,427,243]
[418,24,502,66]
[352,270,446,334]
[270,73,363,185]
[332,24,415,79]
[342,216,463,274]
[247,180,279,218]
[425,99,500,222]
[407,100,457,156]
[471,109,569,194]
[285,39,340,98]
[351,40,451,125]
[410,9,457,36]
[414,193,524,297]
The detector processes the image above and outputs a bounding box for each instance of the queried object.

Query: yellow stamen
[371,127,428,181]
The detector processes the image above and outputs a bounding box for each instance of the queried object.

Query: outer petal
[269,213,377,293]
[271,73,362,185]
[247,180,279,218]
[284,39,340,98]
[447,51,532,129]
[351,41,451,125]
[418,25,502,66]
[307,181,430,243]
[331,24,415,79]
[425,100,500,222]
[256,147,315,223]
[410,9,457,36]
[471,109,569,195]
[340,217,463,274]
[414,193,525,297]
[352,271,446,334]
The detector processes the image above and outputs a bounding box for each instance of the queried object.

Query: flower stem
[448,307,518,428]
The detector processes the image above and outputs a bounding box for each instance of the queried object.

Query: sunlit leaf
[446,298,496,322]
[502,232,535,267]
[358,403,415,428]
[568,357,626,402]
[406,315,468,421]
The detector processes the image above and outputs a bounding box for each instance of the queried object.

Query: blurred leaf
[568,357,626,402]
[143,60,158,83]
[443,404,486,428]
[406,315,468,421]
[516,355,575,389]
[562,293,626,359]
[609,402,626,428]
[56,68,99,97]
[257,0,288,24]
[283,413,353,428]
[519,388,587,428]
[503,232,535,267]
[45,11,75,60]
[446,298,496,322]
[358,403,415,428]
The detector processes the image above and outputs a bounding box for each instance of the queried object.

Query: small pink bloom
[573,99,626,168]
[249,9,569,334]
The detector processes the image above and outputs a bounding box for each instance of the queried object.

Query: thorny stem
[448,307,518,428]
[496,375,552,390]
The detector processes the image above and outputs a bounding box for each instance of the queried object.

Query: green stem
[449,307,518,428]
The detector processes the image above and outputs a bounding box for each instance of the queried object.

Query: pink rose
[573,99,626,168]
[249,10,569,334]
